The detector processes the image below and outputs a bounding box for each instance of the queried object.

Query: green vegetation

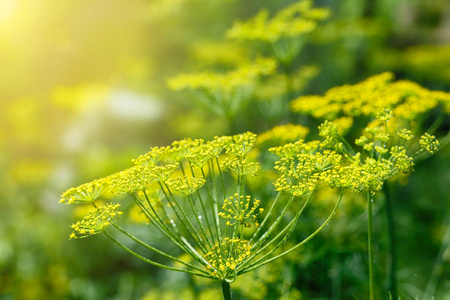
[1,0,449,299]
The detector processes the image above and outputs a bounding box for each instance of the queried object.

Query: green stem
[250,194,295,251]
[216,157,227,201]
[201,166,220,243]
[240,192,313,271]
[384,183,397,299]
[367,191,375,300]
[427,113,444,135]
[249,192,281,244]
[240,191,343,274]
[423,211,450,299]
[208,160,222,242]
[113,224,208,274]
[131,194,209,268]
[221,280,233,300]
[189,163,216,245]
[103,231,213,279]
[187,193,213,249]
[160,182,209,254]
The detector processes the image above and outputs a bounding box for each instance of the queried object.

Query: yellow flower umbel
[269,139,321,158]
[60,177,110,204]
[221,158,260,178]
[166,176,206,195]
[223,132,257,158]
[62,129,346,297]
[419,133,440,154]
[290,72,450,133]
[70,203,123,239]
[167,57,277,119]
[205,238,252,280]
[219,194,263,228]
[109,165,156,194]
[227,0,330,65]
[273,149,342,197]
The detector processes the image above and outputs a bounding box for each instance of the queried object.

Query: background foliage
[0,0,449,299]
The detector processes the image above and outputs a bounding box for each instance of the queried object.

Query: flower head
[224,132,257,158]
[274,150,341,196]
[205,238,252,279]
[218,193,263,227]
[227,0,330,43]
[109,166,156,194]
[70,203,123,239]
[166,176,206,195]
[60,177,110,204]
[222,158,260,177]
[419,133,439,154]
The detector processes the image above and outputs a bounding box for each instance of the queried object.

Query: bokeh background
[0,0,449,299]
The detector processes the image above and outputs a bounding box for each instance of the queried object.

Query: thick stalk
[221,280,233,300]
[367,191,375,300]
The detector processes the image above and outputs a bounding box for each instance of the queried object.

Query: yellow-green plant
[291,72,450,131]
[167,0,331,133]
[227,0,330,66]
[61,111,442,298]
[168,57,277,130]
[291,74,450,298]
[61,131,349,299]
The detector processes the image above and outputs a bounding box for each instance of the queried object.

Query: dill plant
[167,0,331,132]
[59,3,450,297]
[290,73,450,298]
[61,113,444,298]
[61,131,353,299]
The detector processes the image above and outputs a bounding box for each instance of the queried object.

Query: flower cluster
[226,0,330,43]
[59,177,110,204]
[166,176,206,195]
[269,140,321,158]
[110,165,157,194]
[322,110,439,193]
[205,238,252,279]
[62,113,440,289]
[223,132,257,158]
[273,149,342,197]
[222,158,260,177]
[167,58,277,117]
[218,194,263,227]
[70,203,123,239]
[419,133,440,154]
[290,72,450,126]
[167,57,276,93]
[190,40,249,67]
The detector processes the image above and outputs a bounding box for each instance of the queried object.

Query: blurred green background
[0,0,449,299]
